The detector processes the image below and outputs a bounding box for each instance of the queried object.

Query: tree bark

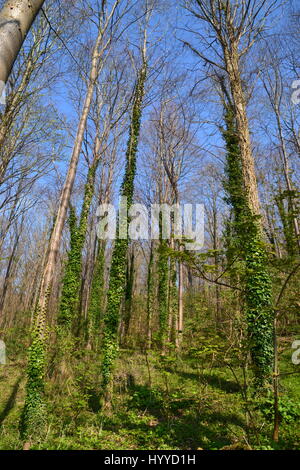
[0,0,45,84]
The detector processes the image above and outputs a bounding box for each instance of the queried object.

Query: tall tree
[183,0,281,385]
[20,0,123,441]
[101,30,148,403]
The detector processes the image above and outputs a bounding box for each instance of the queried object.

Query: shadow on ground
[0,375,23,425]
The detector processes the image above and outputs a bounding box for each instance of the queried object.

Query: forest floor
[0,340,299,450]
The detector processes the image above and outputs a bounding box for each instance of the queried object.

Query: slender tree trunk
[0,225,22,321]
[157,236,169,351]
[275,189,296,257]
[146,241,155,350]
[20,8,117,439]
[273,317,280,443]
[167,237,177,346]
[275,110,300,254]
[177,255,184,350]
[212,204,221,329]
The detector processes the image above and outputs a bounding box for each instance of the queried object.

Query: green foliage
[128,386,165,411]
[123,249,135,341]
[58,206,81,329]
[87,241,106,347]
[255,396,300,424]
[20,308,47,440]
[222,105,274,386]
[101,64,147,395]
[58,165,97,331]
[146,244,155,348]
[1,345,299,450]
[157,240,169,348]
[222,107,246,227]
[189,337,223,361]
[244,234,274,385]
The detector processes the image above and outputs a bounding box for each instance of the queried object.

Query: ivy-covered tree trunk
[86,240,106,349]
[167,235,178,346]
[157,237,169,350]
[19,304,47,442]
[146,241,155,350]
[20,10,112,439]
[122,247,135,345]
[223,47,274,386]
[185,0,277,390]
[58,164,98,332]
[177,253,184,350]
[101,63,147,401]
[168,253,178,346]
[222,105,274,387]
[52,165,99,381]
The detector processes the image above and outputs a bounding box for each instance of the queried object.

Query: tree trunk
[0,0,45,84]
[20,10,114,440]
[177,255,184,350]
[101,61,147,402]
[123,246,135,344]
[146,241,155,350]
[224,44,261,218]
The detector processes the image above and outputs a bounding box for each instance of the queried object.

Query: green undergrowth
[0,343,299,450]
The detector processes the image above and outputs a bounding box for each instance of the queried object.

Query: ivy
[157,239,169,348]
[101,64,147,398]
[222,105,274,387]
[146,243,155,349]
[123,249,135,343]
[58,165,97,332]
[20,304,47,440]
[86,240,106,348]
[168,253,178,345]
[244,233,274,386]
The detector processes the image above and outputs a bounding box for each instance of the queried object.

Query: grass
[0,340,299,450]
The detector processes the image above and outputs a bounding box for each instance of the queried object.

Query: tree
[20,0,124,442]
[58,55,128,336]
[0,0,46,85]
[183,0,282,385]
[101,25,148,403]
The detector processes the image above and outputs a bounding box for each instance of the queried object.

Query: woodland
[0,0,299,451]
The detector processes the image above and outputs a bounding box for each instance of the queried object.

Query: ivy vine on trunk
[222,105,274,387]
[58,164,98,332]
[20,299,48,441]
[101,63,147,400]
[86,240,106,349]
